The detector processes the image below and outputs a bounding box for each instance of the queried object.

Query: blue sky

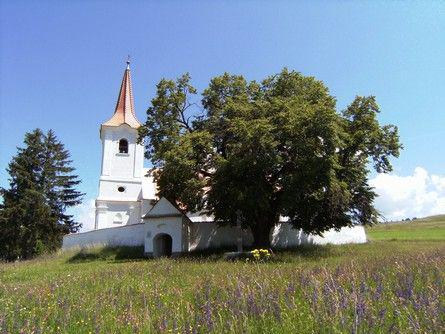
[1,1,444,225]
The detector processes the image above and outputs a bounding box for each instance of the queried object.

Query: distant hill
[368,214,445,241]
[420,214,445,222]
[381,214,445,225]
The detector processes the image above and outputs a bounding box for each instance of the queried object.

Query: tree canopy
[0,129,83,260]
[139,69,401,247]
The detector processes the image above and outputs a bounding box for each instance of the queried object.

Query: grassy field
[366,215,445,241]
[0,218,444,333]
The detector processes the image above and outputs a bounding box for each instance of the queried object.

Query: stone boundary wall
[190,223,367,250]
[62,224,145,249]
[62,223,367,251]
[188,223,254,251]
[271,224,367,248]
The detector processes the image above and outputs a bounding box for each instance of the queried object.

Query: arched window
[118,139,128,154]
[113,213,123,224]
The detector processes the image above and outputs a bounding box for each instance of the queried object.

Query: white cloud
[369,167,445,221]
[71,198,95,232]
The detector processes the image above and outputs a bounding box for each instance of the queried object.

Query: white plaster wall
[139,172,158,216]
[189,223,254,251]
[312,225,367,245]
[63,221,367,252]
[134,141,144,179]
[95,124,145,231]
[190,223,367,250]
[144,217,185,254]
[148,197,180,216]
[271,224,367,248]
[141,199,155,218]
[95,201,142,229]
[100,125,144,179]
[62,224,145,250]
[141,170,157,199]
[97,179,142,201]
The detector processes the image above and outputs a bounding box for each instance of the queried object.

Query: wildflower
[250,248,271,261]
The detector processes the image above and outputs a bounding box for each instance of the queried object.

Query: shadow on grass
[67,244,336,264]
[184,245,336,262]
[67,246,145,263]
[273,244,336,262]
[181,247,238,262]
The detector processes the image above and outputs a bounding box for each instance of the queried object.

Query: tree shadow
[66,244,336,264]
[67,246,145,263]
[272,244,336,261]
[180,246,239,261]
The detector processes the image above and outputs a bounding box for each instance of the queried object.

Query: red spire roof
[102,61,141,129]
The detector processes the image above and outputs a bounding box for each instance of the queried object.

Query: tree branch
[199,169,214,178]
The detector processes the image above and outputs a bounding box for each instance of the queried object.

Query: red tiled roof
[102,62,142,129]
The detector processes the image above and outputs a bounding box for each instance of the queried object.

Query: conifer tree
[0,129,83,260]
[41,130,83,233]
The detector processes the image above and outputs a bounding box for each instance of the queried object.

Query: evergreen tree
[0,129,83,260]
[41,130,83,233]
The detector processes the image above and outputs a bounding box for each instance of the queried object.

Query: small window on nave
[118,139,128,154]
[113,213,123,224]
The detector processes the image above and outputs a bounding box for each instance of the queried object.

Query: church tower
[95,60,145,229]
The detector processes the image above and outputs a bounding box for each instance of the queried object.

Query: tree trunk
[251,219,273,249]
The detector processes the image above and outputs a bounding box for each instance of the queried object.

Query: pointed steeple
[102,59,141,128]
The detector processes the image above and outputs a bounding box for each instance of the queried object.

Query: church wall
[62,223,145,250]
[141,199,154,218]
[97,179,142,201]
[63,222,367,252]
[189,223,367,250]
[188,223,254,251]
[141,173,157,200]
[100,126,143,179]
[270,224,367,248]
[95,125,145,230]
[106,201,141,226]
[95,201,141,229]
[144,216,185,255]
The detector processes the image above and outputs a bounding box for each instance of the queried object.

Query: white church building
[62,62,367,257]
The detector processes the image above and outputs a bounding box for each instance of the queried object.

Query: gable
[143,197,183,218]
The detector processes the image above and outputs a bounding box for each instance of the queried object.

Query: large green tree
[139,69,401,247]
[0,129,83,260]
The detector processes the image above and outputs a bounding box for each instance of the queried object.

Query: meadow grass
[0,218,444,333]
[366,215,445,241]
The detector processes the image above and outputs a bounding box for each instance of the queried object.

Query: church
[62,62,367,257]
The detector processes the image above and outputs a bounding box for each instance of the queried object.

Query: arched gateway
[153,233,173,257]
[143,197,191,257]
